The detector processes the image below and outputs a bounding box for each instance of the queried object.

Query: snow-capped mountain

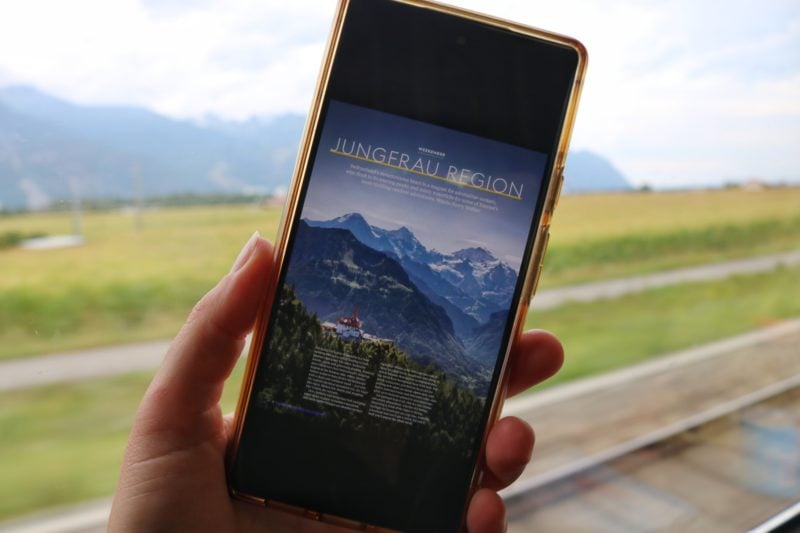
[286,221,480,380]
[310,213,442,265]
[431,247,517,309]
[306,213,518,325]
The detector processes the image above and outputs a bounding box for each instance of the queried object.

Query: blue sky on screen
[0,0,797,187]
[301,100,545,268]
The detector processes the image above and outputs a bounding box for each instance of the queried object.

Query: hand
[109,233,563,533]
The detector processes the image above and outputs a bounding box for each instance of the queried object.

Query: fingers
[466,489,506,533]
[478,331,560,492]
[470,416,537,529]
[481,416,534,491]
[146,233,273,422]
[222,412,239,445]
[505,329,563,398]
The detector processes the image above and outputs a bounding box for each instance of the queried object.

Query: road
[2,249,797,393]
[0,340,171,393]
[532,248,800,310]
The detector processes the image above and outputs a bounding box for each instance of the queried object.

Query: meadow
[544,187,800,284]
[2,263,799,520]
[1,187,799,520]
[1,187,799,361]
[0,205,282,359]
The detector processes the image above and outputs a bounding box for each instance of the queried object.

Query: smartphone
[227,0,586,530]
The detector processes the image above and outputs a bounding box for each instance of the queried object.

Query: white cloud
[0,0,334,118]
[0,0,798,186]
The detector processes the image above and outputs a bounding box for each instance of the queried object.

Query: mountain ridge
[0,85,305,209]
[285,221,485,386]
[0,84,631,210]
[306,213,517,325]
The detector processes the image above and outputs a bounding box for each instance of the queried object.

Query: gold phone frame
[226,0,587,530]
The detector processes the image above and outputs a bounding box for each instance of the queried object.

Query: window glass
[0,1,797,530]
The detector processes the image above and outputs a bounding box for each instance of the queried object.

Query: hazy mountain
[286,222,480,380]
[308,214,472,334]
[432,247,517,310]
[0,85,630,209]
[564,150,632,193]
[464,310,509,367]
[0,85,305,209]
[0,101,153,208]
[308,214,482,336]
[394,258,481,340]
[310,213,443,265]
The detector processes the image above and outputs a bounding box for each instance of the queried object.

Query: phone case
[226,0,587,530]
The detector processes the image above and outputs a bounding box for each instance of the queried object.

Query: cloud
[0,0,334,118]
[139,0,216,17]
[464,0,800,186]
[0,66,12,85]
[0,0,797,186]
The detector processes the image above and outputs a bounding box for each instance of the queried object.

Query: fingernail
[231,231,260,273]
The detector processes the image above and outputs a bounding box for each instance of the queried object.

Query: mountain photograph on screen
[294,211,516,392]
[271,97,546,393]
[244,99,547,461]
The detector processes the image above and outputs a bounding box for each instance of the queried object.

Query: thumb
[143,232,273,429]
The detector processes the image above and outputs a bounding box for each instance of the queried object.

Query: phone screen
[229,1,582,530]
[231,98,545,529]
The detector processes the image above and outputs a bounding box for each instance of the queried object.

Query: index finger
[505,329,564,398]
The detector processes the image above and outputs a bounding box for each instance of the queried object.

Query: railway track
[505,377,800,532]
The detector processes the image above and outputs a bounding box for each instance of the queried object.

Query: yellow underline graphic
[329,149,522,201]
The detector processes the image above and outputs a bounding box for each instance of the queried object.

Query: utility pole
[132,164,143,232]
[69,177,83,237]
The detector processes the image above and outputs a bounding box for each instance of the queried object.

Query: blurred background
[0,1,798,531]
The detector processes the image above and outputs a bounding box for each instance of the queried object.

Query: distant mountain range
[287,221,484,384]
[307,213,515,329]
[297,213,522,388]
[0,85,304,209]
[565,150,631,193]
[0,85,630,210]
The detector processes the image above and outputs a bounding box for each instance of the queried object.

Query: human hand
[108,232,563,533]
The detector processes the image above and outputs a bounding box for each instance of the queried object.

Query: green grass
[543,213,800,286]
[1,265,798,521]
[0,230,46,249]
[0,188,798,360]
[0,362,247,521]
[0,373,149,520]
[525,266,800,386]
[0,205,282,360]
[0,279,211,359]
[541,187,800,286]
[0,204,283,291]
[550,187,800,243]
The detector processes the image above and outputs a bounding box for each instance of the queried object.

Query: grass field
[543,187,800,284]
[1,188,798,361]
[545,211,800,284]
[0,365,248,521]
[0,205,282,359]
[526,265,800,385]
[1,264,799,520]
[551,188,800,242]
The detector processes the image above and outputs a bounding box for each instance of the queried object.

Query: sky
[0,0,798,188]
[301,100,546,268]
